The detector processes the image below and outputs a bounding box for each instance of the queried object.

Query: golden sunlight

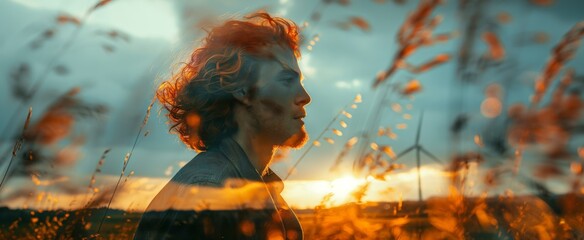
[281,166,451,209]
[329,175,367,200]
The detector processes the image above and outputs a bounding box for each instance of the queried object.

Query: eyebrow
[279,69,301,80]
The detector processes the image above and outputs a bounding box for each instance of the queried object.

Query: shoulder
[172,151,238,186]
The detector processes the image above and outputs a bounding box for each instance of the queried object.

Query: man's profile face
[247,45,311,148]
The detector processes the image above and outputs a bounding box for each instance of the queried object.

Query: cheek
[255,86,292,115]
[259,99,284,115]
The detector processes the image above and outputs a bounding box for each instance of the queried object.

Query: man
[134,12,310,240]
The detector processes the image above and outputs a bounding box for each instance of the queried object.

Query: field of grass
[1,194,583,239]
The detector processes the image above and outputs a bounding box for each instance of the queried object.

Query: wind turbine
[393,111,444,203]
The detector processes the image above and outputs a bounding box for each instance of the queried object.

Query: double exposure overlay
[0,0,583,239]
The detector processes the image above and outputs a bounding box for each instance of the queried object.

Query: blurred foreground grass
[1,194,583,240]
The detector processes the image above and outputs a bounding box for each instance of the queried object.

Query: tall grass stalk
[0,108,32,193]
[96,97,155,234]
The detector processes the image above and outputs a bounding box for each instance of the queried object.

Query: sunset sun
[321,175,367,203]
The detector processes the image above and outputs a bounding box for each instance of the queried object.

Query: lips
[293,112,306,119]
[293,113,305,126]
[296,118,305,125]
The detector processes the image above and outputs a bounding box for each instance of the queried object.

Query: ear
[233,89,251,106]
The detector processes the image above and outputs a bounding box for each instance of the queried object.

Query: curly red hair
[157,12,301,151]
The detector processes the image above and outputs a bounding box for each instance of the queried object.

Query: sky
[0,0,583,210]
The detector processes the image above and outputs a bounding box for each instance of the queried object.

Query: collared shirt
[133,137,303,240]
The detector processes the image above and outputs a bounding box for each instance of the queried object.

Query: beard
[280,126,309,149]
[247,99,309,149]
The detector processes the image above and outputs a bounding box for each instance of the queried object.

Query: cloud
[276,0,292,16]
[9,0,42,9]
[334,78,363,89]
[7,0,179,42]
[299,54,316,77]
[164,165,174,176]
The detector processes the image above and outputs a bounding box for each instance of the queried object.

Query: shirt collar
[218,136,284,192]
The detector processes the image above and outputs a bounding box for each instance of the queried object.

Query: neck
[232,131,276,177]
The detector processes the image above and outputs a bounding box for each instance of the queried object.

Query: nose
[295,85,311,106]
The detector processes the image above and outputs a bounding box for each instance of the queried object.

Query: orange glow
[330,175,367,199]
[186,113,201,128]
[353,94,362,103]
[401,80,422,95]
[481,97,502,118]
[4,167,451,211]
[410,54,450,73]
[482,31,505,60]
[474,134,484,147]
[56,15,81,26]
[342,110,352,118]
[380,146,396,159]
[31,113,75,145]
[350,17,370,32]
[571,162,583,175]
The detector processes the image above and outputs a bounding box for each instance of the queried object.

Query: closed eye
[279,69,299,79]
[280,73,299,85]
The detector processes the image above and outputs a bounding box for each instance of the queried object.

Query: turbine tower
[393,111,443,202]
